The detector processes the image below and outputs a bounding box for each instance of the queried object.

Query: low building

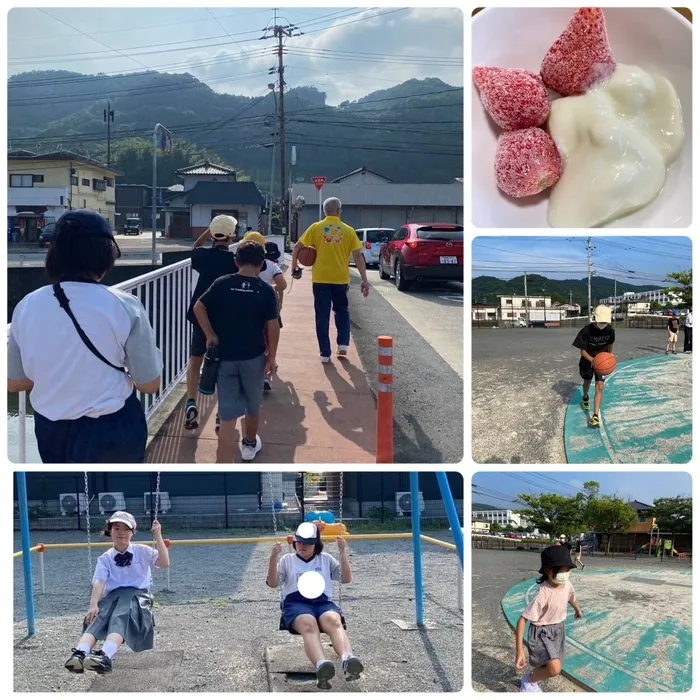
[162,161,265,238]
[471,504,530,530]
[114,184,173,232]
[289,166,463,240]
[496,294,566,324]
[8,150,122,242]
[472,519,490,533]
[601,289,682,307]
[471,303,498,323]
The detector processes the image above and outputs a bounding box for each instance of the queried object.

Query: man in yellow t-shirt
[291,197,370,363]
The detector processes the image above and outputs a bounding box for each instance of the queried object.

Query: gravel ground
[14,529,463,692]
[471,327,670,464]
[471,546,692,692]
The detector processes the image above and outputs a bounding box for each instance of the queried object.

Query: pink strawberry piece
[494,127,562,198]
[473,67,550,130]
[540,8,616,96]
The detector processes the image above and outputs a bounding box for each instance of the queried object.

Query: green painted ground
[502,568,692,692]
[564,355,692,464]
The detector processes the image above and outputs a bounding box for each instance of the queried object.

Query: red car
[378,223,463,291]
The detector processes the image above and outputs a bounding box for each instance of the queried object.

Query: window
[82,178,90,186]
[71,176,79,186]
[60,196,64,205]
[104,177,114,187]
[393,228,408,241]
[83,199,87,208]
[92,178,106,191]
[415,224,463,241]
[638,516,648,524]
[505,299,512,305]
[10,174,33,187]
[32,174,44,183]
[364,228,394,243]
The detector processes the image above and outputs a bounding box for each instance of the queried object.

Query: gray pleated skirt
[84,587,155,652]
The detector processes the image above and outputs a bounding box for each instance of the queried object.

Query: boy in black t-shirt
[184,215,239,430]
[193,241,280,462]
[572,305,615,428]
[665,312,680,355]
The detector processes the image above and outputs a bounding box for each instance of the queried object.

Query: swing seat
[315,522,348,536]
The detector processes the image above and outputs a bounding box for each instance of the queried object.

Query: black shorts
[579,358,606,382]
[190,321,207,357]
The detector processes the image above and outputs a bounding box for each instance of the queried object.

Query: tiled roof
[331,167,393,183]
[176,160,238,177]
[184,181,265,206]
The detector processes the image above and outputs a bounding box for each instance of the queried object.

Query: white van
[351,227,395,267]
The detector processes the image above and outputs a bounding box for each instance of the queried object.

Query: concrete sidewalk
[146,270,376,464]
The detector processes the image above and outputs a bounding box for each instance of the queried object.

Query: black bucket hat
[265,241,281,262]
[539,545,576,574]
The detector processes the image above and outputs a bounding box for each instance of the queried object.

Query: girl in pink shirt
[515,545,583,692]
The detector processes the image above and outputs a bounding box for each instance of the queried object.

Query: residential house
[114,184,173,232]
[162,161,265,239]
[471,519,491,533]
[497,294,566,324]
[8,150,122,242]
[471,303,498,324]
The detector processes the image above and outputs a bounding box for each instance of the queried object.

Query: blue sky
[472,236,691,286]
[472,471,692,510]
[7,6,463,105]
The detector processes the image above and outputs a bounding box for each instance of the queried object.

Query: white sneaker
[338,345,349,356]
[520,673,542,692]
[241,435,262,461]
[321,356,331,364]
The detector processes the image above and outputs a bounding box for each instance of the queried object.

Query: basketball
[593,352,616,376]
[297,246,317,267]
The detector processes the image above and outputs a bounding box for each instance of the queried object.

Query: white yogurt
[548,64,684,228]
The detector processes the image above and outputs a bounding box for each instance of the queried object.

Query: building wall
[190,204,261,238]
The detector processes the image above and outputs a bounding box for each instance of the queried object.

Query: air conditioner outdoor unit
[144,492,172,514]
[59,493,87,517]
[98,492,126,515]
[395,491,425,517]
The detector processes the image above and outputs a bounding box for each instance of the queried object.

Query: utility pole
[587,236,593,320]
[614,278,617,324]
[524,271,529,325]
[104,102,114,166]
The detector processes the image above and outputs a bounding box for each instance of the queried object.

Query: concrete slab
[564,355,692,464]
[501,568,692,692]
[265,643,360,692]
[88,650,184,692]
[390,619,438,630]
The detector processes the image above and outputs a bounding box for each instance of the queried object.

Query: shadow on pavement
[419,626,456,692]
[471,647,520,692]
[551,380,579,405]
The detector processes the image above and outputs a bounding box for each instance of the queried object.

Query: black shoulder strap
[53,283,127,373]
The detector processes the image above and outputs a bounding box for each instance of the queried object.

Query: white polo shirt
[8,282,162,421]
[278,552,341,601]
[258,260,283,287]
[93,543,159,595]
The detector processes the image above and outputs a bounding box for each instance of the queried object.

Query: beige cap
[209,214,238,239]
[108,511,137,531]
[594,305,611,323]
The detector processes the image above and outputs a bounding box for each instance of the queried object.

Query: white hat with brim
[209,214,238,239]
[108,511,137,531]
[594,305,612,323]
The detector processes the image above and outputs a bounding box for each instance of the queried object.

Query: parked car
[38,222,56,248]
[379,223,463,291]
[351,227,395,268]
[124,218,142,235]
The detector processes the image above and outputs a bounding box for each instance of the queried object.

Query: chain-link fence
[14,472,464,532]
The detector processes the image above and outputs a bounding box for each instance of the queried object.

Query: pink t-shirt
[521,580,576,626]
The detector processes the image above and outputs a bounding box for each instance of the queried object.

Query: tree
[662,270,692,308]
[584,496,637,555]
[650,301,662,312]
[648,497,692,548]
[489,522,502,534]
[516,493,586,541]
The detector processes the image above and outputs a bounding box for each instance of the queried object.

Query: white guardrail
[8,259,194,463]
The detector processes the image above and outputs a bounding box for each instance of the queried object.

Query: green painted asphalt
[564,354,692,464]
[501,568,692,692]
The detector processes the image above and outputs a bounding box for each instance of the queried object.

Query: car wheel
[395,258,412,291]
[379,260,390,280]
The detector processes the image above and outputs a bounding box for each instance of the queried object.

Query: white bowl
[471,8,692,228]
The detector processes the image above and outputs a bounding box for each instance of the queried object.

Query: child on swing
[266,522,364,689]
[64,511,169,674]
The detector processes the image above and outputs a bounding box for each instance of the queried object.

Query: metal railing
[8,259,194,463]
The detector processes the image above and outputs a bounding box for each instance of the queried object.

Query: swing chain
[338,473,344,606]
[154,471,161,520]
[268,471,279,539]
[84,471,92,577]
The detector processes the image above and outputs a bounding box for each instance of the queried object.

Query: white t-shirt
[278,552,341,601]
[8,282,162,421]
[258,260,283,287]
[93,543,159,595]
[685,312,692,328]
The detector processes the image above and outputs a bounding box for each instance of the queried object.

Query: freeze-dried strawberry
[494,128,562,198]
[540,8,616,96]
[473,66,550,130]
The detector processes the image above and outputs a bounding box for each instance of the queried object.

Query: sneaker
[582,564,586,569]
[65,649,86,674]
[665,350,669,355]
[241,435,262,461]
[321,356,331,364]
[672,350,677,355]
[184,399,199,430]
[582,396,590,411]
[591,414,600,428]
[83,650,113,674]
[316,660,335,690]
[264,378,272,392]
[342,655,364,682]
[520,673,542,692]
[338,345,349,357]
[215,412,220,434]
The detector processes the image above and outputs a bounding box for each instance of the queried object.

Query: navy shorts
[282,592,345,635]
[33,391,147,464]
[579,358,606,383]
[190,321,207,358]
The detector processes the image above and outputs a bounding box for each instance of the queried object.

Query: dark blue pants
[34,392,148,463]
[312,283,350,358]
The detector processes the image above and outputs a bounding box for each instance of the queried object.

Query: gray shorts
[527,621,566,668]
[216,354,266,421]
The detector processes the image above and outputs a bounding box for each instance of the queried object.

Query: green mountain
[472,275,664,308]
[7,71,463,187]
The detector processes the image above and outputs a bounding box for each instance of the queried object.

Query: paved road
[349,268,464,463]
[471,327,671,464]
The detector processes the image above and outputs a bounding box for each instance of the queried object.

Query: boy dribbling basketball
[572,305,615,428]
